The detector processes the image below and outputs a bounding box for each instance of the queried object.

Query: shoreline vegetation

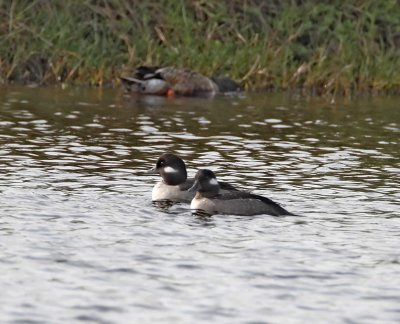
[0,0,399,96]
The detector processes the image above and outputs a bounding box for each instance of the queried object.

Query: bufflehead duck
[148,154,237,202]
[120,66,241,97]
[189,169,293,216]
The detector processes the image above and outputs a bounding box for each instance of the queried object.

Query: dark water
[0,85,399,323]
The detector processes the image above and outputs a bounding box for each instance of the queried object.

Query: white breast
[152,181,194,202]
[142,79,168,94]
[190,197,217,215]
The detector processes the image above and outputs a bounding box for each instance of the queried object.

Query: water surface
[0,86,399,323]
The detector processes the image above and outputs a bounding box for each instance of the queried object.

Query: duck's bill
[188,180,200,192]
[146,167,159,175]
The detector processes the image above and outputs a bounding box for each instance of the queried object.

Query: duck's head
[189,169,220,197]
[211,76,242,93]
[148,153,187,185]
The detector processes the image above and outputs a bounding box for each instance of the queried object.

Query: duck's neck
[162,171,187,186]
[197,186,219,198]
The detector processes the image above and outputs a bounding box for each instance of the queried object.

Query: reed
[0,0,399,95]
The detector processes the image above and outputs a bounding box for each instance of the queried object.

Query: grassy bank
[0,0,399,95]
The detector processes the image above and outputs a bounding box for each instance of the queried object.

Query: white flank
[164,166,179,174]
[209,178,219,185]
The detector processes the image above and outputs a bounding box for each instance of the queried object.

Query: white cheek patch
[164,166,179,174]
[209,178,219,186]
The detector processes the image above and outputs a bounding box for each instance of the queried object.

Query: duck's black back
[217,191,293,216]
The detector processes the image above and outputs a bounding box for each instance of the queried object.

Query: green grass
[0,0,399,95]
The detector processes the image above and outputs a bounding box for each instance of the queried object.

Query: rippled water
[0,85,399,323]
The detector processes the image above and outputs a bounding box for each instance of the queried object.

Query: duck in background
[189,169,294,216]
[147,153,238,203]
[121,66,241,97]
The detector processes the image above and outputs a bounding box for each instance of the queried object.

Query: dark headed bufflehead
[147,154,237,202]
[189,169,294,216]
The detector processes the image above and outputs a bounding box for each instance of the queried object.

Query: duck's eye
[159,160,165,167]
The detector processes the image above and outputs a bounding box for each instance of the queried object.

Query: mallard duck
[120,66,241,96]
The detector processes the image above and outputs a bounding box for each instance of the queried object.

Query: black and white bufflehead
[147,154,237,202]
[189,169,294,216]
